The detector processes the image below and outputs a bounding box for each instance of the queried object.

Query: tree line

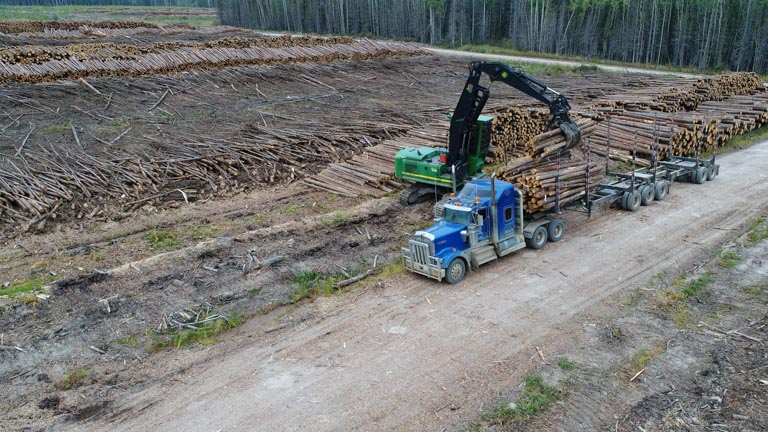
[217,0,768,73]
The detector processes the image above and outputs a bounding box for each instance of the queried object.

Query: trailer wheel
[693,167,707,184]
[706,166,717,181]
[445,258,467,284]
[547,219,565,242]
[639,185,655,206]
[654,181,669,201]
[623,191,641,212]
[527,225,548,250]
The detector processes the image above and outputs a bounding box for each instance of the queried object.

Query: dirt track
[72,140,768,431]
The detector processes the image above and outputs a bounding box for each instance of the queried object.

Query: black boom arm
[447,61,579,166]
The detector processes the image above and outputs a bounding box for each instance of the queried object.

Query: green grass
[742,284,766,298]
[558,357,575,371]
[110,117,129,128]
[331,213,349,225]
[119,335,139,348]
[473,374,559,428]
[622,341,667,377]
[57,367,92,391]
[283,204,304,214]
[87,248,107,262]
[187,224,220,240]
[39,122,71,134]
[151,308,245,350]
[654,275,713,328]
[0,5,218,28]
[0,274,58,297]
[288,270,341,302]
[717,250,743,268]
[143,229,180,250]
[682,275,714,297]
[746,216,768,246]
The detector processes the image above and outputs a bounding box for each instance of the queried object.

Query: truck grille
[409,239,432,265]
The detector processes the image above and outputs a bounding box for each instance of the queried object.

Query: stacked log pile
[489,109,597,160]
[489,108,548,158]
[0,35,425,83]
[0,20,169,35]
[496,155,603,213]
[594,73,763,113]
[589,88,768,161]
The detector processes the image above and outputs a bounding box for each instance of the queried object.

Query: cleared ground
[68,140,768,432]
[0,16,766,432]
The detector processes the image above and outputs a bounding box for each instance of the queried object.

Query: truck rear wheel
[527,225,548,250]
[547,219,565,242]
[654,181,669,201]
[639,185,655,206]
[692,167,707,184]
[706,166,717,181]
[445,258,466,284]
[623,191,641,212]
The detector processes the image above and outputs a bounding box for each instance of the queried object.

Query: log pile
[589,88,768,161]
[489,110,597,161]
[489,108,548,158]
[496,155,603,213]
[0,35,425,83]
[0,20,171,35]
[0,116,414,224]
[594,72,764,113]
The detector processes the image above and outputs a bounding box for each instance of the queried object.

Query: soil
[1,22,766,432]
[1,139,764,431]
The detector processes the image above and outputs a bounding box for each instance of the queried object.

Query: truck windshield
[443,206,472,225]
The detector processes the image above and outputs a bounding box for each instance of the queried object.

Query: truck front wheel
[445,258,467,284]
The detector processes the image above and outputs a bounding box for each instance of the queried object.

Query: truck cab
[402,178,565,283]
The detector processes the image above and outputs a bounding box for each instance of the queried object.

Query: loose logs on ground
[0,115,415,224]
[0,35,425,84]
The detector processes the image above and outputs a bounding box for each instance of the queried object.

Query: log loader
[394,61,581,204]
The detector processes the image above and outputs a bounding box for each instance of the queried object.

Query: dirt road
[425,47,705,78]
[74,140,768,432]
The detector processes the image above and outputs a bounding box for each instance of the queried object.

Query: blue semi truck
[401,177,564,284]
[402,147,720,284]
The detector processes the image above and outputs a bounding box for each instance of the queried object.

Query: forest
[216,0,768,74]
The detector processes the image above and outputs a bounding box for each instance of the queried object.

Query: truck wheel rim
[450,263,463,279]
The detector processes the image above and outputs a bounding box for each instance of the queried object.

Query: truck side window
[504,207,513,221]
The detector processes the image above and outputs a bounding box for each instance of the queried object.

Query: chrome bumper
[401,246,444,281]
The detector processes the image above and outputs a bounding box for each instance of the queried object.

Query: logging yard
[1,13,767,432]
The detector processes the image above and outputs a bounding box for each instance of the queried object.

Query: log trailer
[394,61,581,204]
[402,136,721,284]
